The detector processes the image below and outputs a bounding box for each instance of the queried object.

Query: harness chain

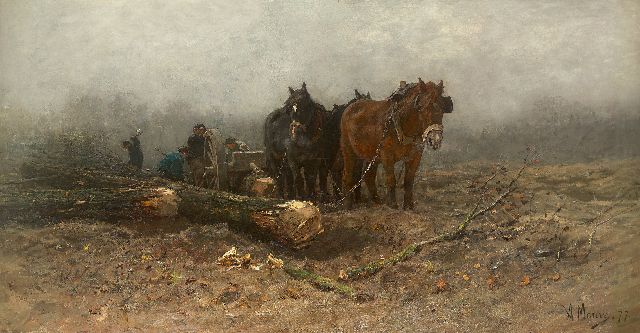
[322,104,397,207]
[328,98,440,206]
[279,100,434,206]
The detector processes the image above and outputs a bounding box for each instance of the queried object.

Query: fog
[1,0,639,166]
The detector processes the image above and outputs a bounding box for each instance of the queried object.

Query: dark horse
[264,82,326,199]
[340,79,453,209]
[319,89,371,199]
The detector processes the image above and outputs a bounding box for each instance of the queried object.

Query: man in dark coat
[122,131,143,170]
[186,124,208,186]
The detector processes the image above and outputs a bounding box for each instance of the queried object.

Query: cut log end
[251,177,275,197]
[252,200,323,249]
[140,187,181,217]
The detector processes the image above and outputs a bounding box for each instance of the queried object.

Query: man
[157,147,187,181]
[224,137,250,163]
[186,124,225,188]
[122,130,143,170]
[223,137,251,192]
[186,124,209,187]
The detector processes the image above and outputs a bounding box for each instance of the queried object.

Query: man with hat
[224,137,250,163]
[121,129,144,170]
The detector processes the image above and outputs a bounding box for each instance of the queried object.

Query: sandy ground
[0,159,639,332]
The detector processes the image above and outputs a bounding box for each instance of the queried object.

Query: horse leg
[381,157,398,209]
[330,163,342,199]
[330,154,343,199]
[273,157,285,198]
[363,160,379,204]
[304,161,319,200]
[341,145,357,209]
[283,165,294,199]
[318,159,328,202]
[402,156,421,210]
[275,172,284,198]
[289,160,304,199]
[267,153,282,198]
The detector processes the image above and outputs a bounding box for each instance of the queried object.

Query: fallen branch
[342,163,527,281]
[284,264,355,297]
[470,164,503,192]
[338,243,421,282]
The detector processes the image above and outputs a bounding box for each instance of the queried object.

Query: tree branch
[342,163,527,281]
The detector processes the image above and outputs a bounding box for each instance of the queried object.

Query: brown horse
[340,79,453,209]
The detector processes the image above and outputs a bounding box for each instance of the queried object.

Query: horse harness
[388,100,443,146]
[289,108,325,144]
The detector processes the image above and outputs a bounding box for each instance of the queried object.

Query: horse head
[396,78,453,150]
[285,82,317,124]
[284,82,325,145]
[289,119,309,146]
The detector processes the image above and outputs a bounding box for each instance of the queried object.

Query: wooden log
[173,184,323,248]
[4,163,323,249]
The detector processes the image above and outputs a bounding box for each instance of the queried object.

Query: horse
[340,79,453,209]
[319,89,371,199]
[263,82,326,199]
[263,102,295,198]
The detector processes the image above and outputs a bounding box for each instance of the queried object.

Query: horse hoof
[403,203,414,210]
[386,202,398,209]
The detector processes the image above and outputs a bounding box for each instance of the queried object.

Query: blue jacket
[158,152,184,180]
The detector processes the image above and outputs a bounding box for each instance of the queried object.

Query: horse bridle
[289,106,323,143]
[414,93,443,113]
[392,93,443,145]
[290,120,305,138]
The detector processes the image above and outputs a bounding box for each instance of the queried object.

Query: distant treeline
[430,97,640,166]
[1,93,638,172]
[1,92,266,170]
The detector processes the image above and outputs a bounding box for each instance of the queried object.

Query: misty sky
[1,0,638,121]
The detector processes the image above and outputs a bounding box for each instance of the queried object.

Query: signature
[562,303,630,329]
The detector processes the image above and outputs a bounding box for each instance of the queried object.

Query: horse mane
[282,90,321,111]
[387,82,419,102]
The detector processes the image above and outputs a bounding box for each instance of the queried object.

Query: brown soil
[1,159,638,332]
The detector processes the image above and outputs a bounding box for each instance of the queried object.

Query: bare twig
[586,205,636,256]
[342,162,528,281]
[479,172,498,189]
[471,164,503,192]
[585,205,615,226]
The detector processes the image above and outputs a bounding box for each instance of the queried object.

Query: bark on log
[173,184,323,248]
[4,162,323,249]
